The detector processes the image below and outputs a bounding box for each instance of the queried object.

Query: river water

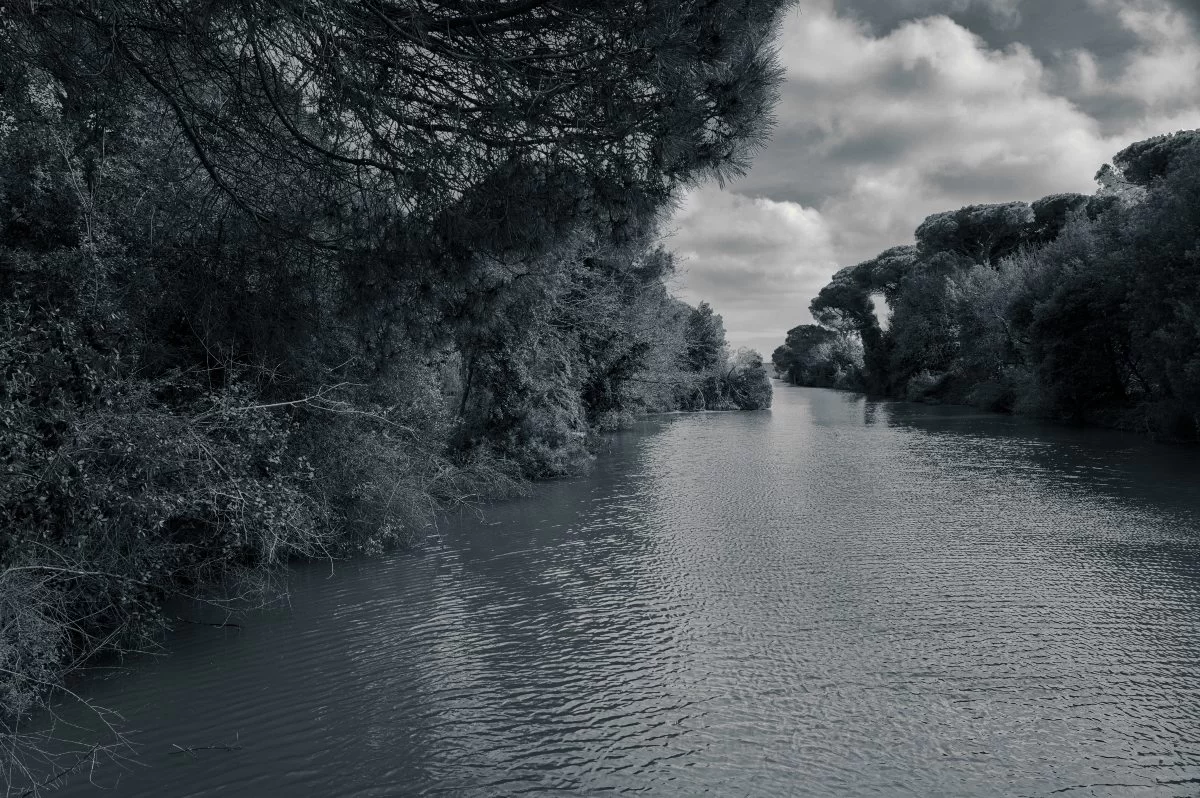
[53,386,1200,797]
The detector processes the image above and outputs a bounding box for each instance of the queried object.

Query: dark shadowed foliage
[0,1,792,787]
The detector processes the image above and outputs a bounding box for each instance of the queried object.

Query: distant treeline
[773,131,1200,443]
[0,1,785,781]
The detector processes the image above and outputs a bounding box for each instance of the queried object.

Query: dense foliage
[0,1,784,787]
[775,130,1200,442]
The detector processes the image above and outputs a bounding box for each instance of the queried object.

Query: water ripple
[51,387,1200,797]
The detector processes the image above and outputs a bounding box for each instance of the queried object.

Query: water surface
[55,387,1200,796]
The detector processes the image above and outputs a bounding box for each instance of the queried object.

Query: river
[52,386,1200,797]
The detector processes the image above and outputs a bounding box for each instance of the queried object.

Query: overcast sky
[666,0,1200,356]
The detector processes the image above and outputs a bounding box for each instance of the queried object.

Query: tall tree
[684,301,727,372]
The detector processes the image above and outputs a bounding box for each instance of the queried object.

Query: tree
[809,266,873,330]
[808,264,890,391]
[914,202,1035,266]
[772,324,864,389]
[775,325,834,382]
[862,245,919,305]
[780,127,1200,434]
[1030,193,1089,243]
[1105,135,1200,437]
[724,349,773,409]
[775,324,832,384]
[1105,130,1200,187]
[0,1,800,782]
[684,301,727,372]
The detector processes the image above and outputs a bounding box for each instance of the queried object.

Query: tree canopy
[913,202,1035,265]
[1107,130,1200,187]
[783,128,1200,437]
[5,0,791,239]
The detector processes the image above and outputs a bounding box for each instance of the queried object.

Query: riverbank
[773,376,1199,445]
[1,3,795,788]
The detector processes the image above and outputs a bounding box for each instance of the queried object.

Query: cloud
[741,11,1115,258]
[836,0,1025,32]
[1067,0,1200,134]
[665,186,838,354]
[1158,0,1200,28]
[822,0,1139,64]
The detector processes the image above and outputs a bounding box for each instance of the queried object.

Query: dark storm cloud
[826,0,1152,130]
[925,160,1071,203]
[1066,93,1159,136]
[1166,0,1200,24]
[826,130,925,167]
[835,0,1140,68]
[835,0,1024,37]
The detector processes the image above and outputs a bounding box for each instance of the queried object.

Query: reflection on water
[53,387,1200,797]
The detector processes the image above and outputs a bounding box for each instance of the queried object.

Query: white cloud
[772,12,1113,253]
[665,186,838,354]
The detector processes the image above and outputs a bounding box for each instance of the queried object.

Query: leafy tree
[782,128,1200,438]
[1105,130,1200,187]
[772,324,862,389]
[862,245,919,305]
[887,271,961,398]
[684,301,728,372]
[5,0,793,238]
[913,202,1035,266]
[724,349,773,409]
[773,325,835,382]
[1105,135,1200,436]
[809,265,876,331]
[808,264,891,391]
[1030,193,1089,243]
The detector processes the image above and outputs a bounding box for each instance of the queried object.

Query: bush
[904,370,945,402]
[725,352,773,410]
[1142,400,1200,442]
[965,380,1013,412]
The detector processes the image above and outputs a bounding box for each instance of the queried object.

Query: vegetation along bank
[0,1,787,785]
[773,130,1200,444]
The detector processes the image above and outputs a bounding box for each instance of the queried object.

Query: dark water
[53,387,1200,797]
